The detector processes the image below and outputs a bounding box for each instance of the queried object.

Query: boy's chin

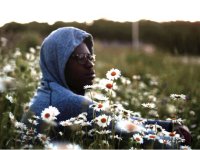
[85,79,94,85]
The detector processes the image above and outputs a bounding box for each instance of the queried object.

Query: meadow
[0,39,199,148]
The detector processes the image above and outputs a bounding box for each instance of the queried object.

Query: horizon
[1,18,200,28]
[0,0,200,27]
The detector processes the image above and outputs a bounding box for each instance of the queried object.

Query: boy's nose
[85,60,94,68]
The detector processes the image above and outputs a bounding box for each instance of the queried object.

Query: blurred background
[0,0,200,148]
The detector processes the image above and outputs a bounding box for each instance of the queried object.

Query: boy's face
[65,42,95,93]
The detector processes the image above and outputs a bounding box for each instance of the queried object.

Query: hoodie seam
[47,81,52,106]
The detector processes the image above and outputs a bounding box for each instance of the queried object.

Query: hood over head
[39,27,93,88]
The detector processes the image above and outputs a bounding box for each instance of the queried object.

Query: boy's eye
[71,53,95,65]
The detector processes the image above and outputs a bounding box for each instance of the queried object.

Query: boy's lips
[85,73,96,79]
[85,71,96,79]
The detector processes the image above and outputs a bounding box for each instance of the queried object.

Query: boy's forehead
[73,43,90,54]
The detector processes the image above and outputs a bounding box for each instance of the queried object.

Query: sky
[0,0,200,27]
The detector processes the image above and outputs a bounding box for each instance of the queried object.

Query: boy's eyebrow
[73,52,91,55]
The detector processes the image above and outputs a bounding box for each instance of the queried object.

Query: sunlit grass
[94,40,200,97]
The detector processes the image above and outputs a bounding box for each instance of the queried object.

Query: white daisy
[189,110,195,116]
[132,75,141,80]
[84,85,96,90]
[166,104,177,114]
[180,145,191,150]
[36,45,41,50]
[14,121,27,130]
[59,132,63,136]
[166,118,184,125]
[60,120,73,126]
[30,68,37,77]
[29,47,36,54]
[9,112,15,122]
[145,124,163,133]
[110,135,122,140]
[77,112,87,121]
[13,48,22,58]
[133,133,143,144]
[0,37,8,47]
[88,129,96,137]
[98,78,117,92]
[25,53,35,61]
[144,134,157,140]
[32,115,40,119]
[3,64,15,73]
[141,103,156,109]
[28,119,38,125]
[106,68,121,80]
[150,80,158,86]
[74,119,85,125]
[139,82,147,89]
[96,130,111,135]
[6,94,14,103]
[120,76,131,85]
[148,95,157,102]
[94,93,109,101]
[120,109,133,119]
[37,134,50,144]
[92,101,110,112]
[95,114,111,128]
[41,106,60,123]
[158,139,171,145]
[148,110,159,118]
[26,128,36,135]
[170,94,187,100]
[110,104,124,111]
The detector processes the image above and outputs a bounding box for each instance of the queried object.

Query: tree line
[0,19,200,55]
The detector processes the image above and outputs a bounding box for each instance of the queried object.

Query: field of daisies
[0,37,200,149]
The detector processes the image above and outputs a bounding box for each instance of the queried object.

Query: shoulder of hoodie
[49,82,92,103]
